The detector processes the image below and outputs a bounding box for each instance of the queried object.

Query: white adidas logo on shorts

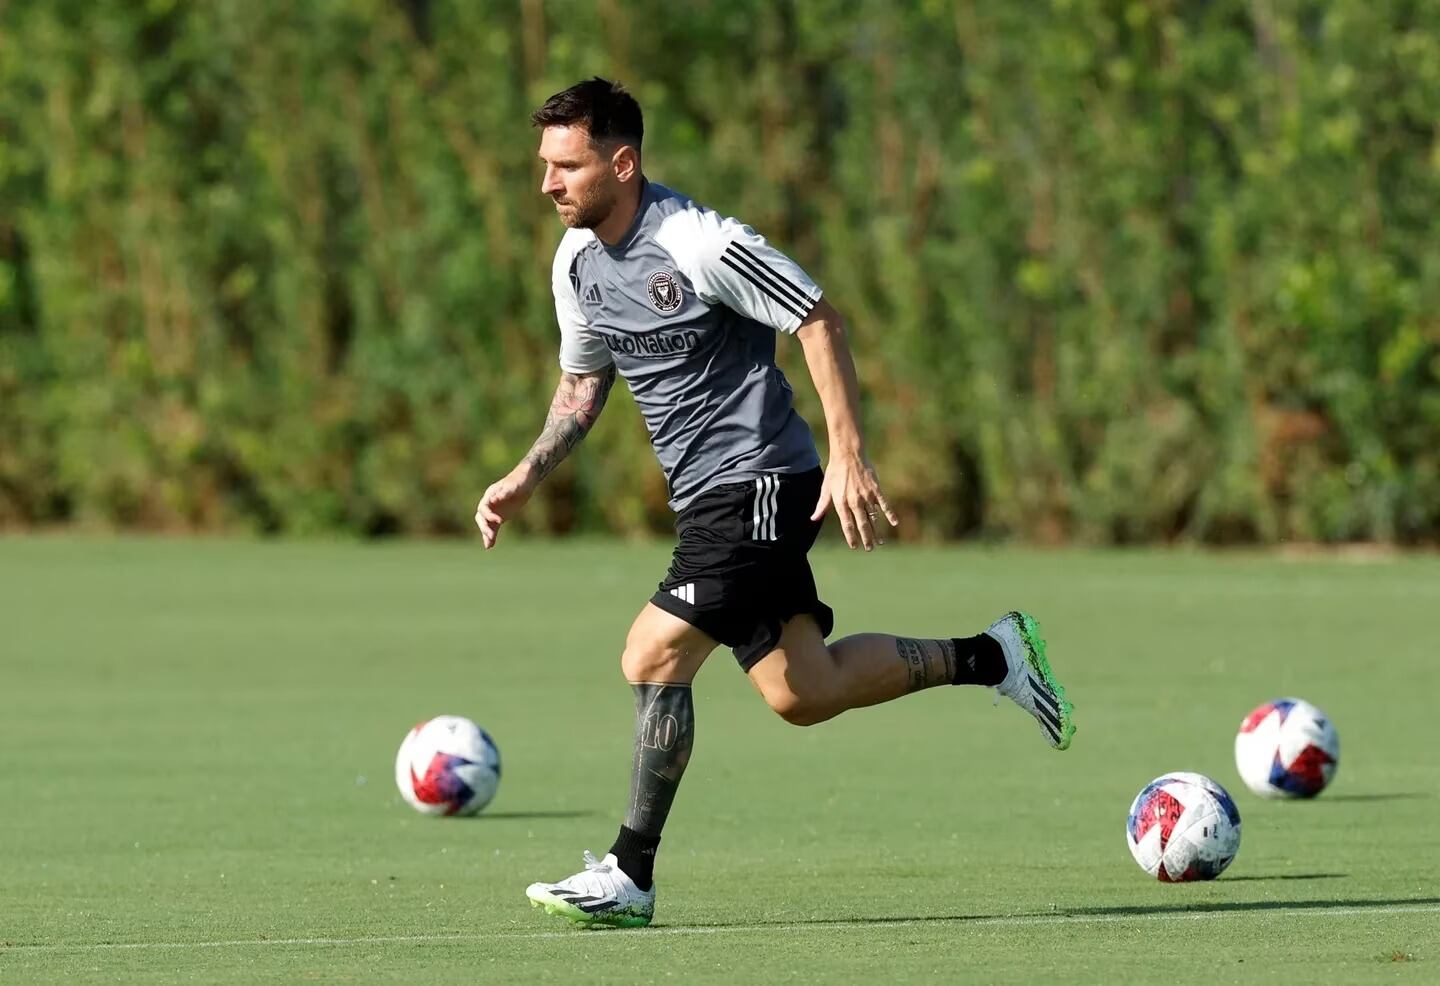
[668,583,696,605]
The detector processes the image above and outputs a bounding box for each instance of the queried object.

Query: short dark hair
[531,77,643,151]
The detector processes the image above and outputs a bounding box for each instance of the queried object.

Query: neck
[593,178,644,246]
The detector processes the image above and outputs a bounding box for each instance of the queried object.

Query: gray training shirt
[552,180,823,511]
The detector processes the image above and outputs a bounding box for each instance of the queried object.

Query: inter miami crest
[646,270,683,313]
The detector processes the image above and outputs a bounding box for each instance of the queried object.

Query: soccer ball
[1125,772,1241,882]
[394,715,501,816]
[1234,698,1339,799]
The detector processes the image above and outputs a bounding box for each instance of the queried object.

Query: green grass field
[3,536,1437,983]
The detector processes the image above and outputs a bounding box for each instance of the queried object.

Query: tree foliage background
[2,0,1438,542]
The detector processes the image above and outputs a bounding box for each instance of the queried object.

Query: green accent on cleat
[527,892,652,929]
[1013,611,1076,751]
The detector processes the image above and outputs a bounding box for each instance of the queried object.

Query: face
[537,125,629,229]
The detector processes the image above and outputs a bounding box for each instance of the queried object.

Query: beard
[554,185,614,230]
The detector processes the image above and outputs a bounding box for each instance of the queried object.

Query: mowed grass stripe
[10,901,1440,952]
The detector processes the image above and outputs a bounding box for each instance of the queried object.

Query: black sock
[950,633,1006,686]
[609,824,661,891]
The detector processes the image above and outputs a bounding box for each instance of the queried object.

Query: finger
[475,510,497,541]
[875,491,900,527]
[809,478,833,522]
[475,512,496,547]
[851,500,877,551]
[476,487,505,518]
[836,504,859,549]
[474,495,501,541]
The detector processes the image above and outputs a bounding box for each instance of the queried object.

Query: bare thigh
[622,602,721,684]
[746,615,913,725]
[743,613,838,724]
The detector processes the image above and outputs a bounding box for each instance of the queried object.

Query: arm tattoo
[896,637,957,692]
[522,366,617,482]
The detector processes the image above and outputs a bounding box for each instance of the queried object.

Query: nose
[540,165,563,197]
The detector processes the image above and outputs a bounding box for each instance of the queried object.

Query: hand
[809,450,900,551]
[474,466,537,550]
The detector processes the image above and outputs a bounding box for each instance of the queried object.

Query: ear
[611,143,640,183]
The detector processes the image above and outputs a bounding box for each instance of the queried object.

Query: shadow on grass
[1222,873,1348,882]
[472,810,596,820]
[662,896,1440,930]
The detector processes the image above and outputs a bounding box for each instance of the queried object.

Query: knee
[621,631,688,683]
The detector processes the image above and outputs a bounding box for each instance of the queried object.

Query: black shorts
[650,467,834,671]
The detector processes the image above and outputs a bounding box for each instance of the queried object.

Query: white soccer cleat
[987,611,1075,751]
[525,850,656,928]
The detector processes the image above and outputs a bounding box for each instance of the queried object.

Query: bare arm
[796,298,899,550]
[474,365,616,548]
[522,366,618,483]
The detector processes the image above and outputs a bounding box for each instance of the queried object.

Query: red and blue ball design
[395,715,502,816]
[1234,698,1339,799]
[1126,773,1241,882]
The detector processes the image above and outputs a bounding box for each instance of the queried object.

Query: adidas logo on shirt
[584,284,603,305]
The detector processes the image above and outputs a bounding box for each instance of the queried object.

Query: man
[475,78,1075,929]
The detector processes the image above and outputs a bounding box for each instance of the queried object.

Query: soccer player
[474,78,1075,928]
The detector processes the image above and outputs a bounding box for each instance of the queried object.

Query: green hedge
[2,0,1437,542]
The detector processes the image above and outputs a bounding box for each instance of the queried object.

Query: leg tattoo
[624,682,695,835]
[895,637,958,693]
[610,682,694,890]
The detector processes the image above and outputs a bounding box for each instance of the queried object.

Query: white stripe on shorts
[765,475,779,540]
[753,475,779,542]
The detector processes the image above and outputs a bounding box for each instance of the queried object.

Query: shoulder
[649,185,737,273]
[649,183,729,242]
[551,227,597,281]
